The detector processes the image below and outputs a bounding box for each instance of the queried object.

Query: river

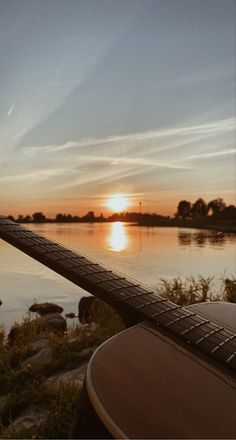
[0,222,235,332]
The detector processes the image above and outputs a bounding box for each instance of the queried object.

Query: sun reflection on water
[107,222,128,252]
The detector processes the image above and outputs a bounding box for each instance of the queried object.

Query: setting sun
[106,194,129,212]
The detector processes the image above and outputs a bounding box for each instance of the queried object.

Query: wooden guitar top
[86,321,236,439]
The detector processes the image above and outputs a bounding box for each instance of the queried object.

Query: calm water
[0,223,235,331]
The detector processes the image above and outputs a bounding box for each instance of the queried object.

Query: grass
[0,276,235,438]
[0,300,124,439]
[156,275,236,305]
[1,383,81,439]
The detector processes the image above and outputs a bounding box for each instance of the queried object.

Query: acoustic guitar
[0,216,235,439]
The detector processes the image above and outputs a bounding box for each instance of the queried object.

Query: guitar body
[75,305,236,439]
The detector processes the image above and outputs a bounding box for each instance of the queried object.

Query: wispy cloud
[75,155,192,170]
[24,117,235,156]
[185,148,236,161]
[19,117,235,197]
[7,105,15,117]
[0,168,76,185]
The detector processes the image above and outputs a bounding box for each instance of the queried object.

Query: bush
[223,277,236,303]
[156,275,216,306]
[156,275,236,306]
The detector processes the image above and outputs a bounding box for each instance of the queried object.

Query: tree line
[6,197,236,225]
[175,197,236,220]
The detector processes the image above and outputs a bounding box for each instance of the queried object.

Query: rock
[78,296,120,327]
[65,312,78,319]
[78,296,96,323]
[0,299,2,306]
[40,313,67,333]
[24,346,54,367]
[47,364,87,389]
[78,347,96,359]
[29,333,50,352]
[66,325,97,345]
[29,302,63,315]
[10,405,49,431]
[8,313,66,345]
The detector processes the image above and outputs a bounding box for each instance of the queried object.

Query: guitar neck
[0,216,235,372]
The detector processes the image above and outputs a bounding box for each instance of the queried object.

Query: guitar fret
[105,278,139,292]
[18,238,36,246]
[97,279,140,293]
[0,224,20,231]
[43,252,64,261]
[89,278,133,292]
[125,292,160,304]
[152,304,182,318]
[84,269,111,277]
[70,259,95,267]
[181,319,210,335]
[166,311,196,327]
[106,284,136,294]
[32,244,60,253]
[99,280,125,291]
[85,275,121,288]
[214,345,236,364]
[114,285,144,300]
[71,265,109,277]
[226,352,236,364]
[88,276,129,286]
[211,335,236,354]
[118,288,152,300]
[195,327,224,345]
[84,272,118,284]
[136,298,163,309]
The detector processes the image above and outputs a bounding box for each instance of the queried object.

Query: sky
[0,0,235,217]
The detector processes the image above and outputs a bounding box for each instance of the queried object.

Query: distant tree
[176,200,192,219]
[7,215,15,222]
[32,212,46,222]
[23,215,31,223]
[191,198,208,218]
[83,211,95,222]
[55,213,66,222]
[207,198,226,215]
[17,214,24,223]
[220,205,236,220]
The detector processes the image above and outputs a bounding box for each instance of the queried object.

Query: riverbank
[0,298,123,439]
[137,218,236,233]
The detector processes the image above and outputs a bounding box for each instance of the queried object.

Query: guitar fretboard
[0,216,235,372]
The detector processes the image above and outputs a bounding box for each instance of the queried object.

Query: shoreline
[18,220,236,234]
[135,222,236,234]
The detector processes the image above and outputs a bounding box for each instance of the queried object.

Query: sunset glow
[107,222,128,252]
[106,195,130,212]
[0,2,235,218]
